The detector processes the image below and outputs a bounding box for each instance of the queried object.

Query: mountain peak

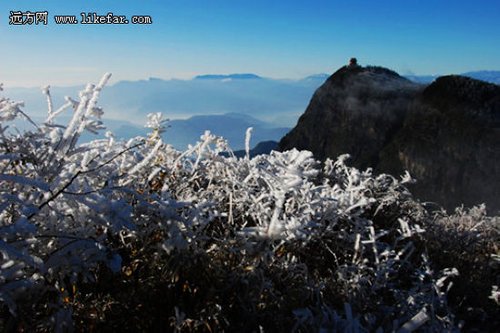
[278,64,500,211]
[279,64,420,163]
[326,64,411,86]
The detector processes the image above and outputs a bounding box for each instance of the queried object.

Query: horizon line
[3,68,500,89]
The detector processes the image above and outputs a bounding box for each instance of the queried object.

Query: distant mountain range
[165,113,288,150]
[405,70,500,84]
[8,112,288,151]
[103,112,289,150]
[3,73,324,149]
[3,70,498,153]
[194,73,263,80]
[3,74,327,128]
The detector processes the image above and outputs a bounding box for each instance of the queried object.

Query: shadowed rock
[279,65,500,212]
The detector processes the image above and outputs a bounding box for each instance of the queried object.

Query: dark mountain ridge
[279,65,500,212]
[406,70,500,84]
[279,65,422,167]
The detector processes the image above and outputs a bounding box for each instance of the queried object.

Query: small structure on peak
[348,57,359,68]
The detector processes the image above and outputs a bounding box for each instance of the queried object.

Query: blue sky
[1,0,499,86]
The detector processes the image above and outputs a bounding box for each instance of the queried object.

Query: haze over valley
[4,70,500,150]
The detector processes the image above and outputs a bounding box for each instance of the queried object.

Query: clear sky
[1,0,499,87]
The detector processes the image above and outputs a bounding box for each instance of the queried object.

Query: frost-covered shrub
[0,75,498,332]
[423,205,500,330]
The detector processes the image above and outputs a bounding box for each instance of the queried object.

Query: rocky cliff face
[278,66,500,213]
[386,75,500,212]
[279,66,421,168]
